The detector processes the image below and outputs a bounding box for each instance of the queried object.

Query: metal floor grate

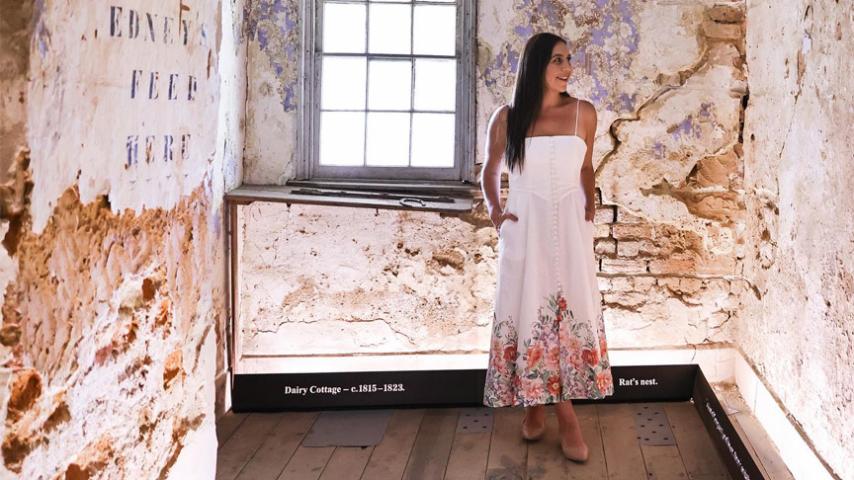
[632,404,676,446]
[456,407,494,434]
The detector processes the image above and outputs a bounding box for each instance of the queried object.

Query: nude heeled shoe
[520,416,546,441]
[560,436,590,463]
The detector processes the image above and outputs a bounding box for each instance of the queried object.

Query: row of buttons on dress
[548,138,563,295]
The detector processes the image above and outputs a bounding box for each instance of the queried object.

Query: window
[298,0,476,184]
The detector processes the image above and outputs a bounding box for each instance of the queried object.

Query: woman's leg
[523,404,546,431]
[555,400,589,459]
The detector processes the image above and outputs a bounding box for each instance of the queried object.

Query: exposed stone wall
[0,0,245,477]
[0,1,32,187]
[2,181,220,479]
[240,202,499,356]
[239,1,747,356]
[736,1,853,477]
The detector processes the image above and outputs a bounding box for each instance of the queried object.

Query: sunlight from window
[414,4,455,55]
[369,4,411,54]
[368,60,411,110]
[366,112,410,166]
[322,3,366,53]
[414,58,455,111]
[411,113,455,167]
[319,112,365,165]
[318,0,458,171]
[320,56,366,109]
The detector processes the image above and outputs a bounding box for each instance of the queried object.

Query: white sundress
[483,99,615,407]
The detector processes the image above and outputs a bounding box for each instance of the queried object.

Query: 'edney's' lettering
[110,6,194,46]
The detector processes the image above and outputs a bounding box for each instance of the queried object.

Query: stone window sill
[225,179,482,214]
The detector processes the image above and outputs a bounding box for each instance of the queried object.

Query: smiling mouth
[557,76,568,81]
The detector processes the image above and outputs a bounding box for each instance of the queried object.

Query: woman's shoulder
[492,103,510,119]
[488,104,510,130]
[575,97,596,115]
[571,97,597,126]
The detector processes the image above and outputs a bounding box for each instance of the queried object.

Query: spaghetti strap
[573,98,580,136]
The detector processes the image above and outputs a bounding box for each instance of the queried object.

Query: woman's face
[543,41,572,93]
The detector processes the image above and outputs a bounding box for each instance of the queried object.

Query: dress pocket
[497,196,524,261]
[498,195,515,238]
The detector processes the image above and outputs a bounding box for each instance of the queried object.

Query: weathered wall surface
[240,202,498,355]
[0,0,245,478]
[239,1,747,357]
[736,1,853,477]
[243,0,300,184]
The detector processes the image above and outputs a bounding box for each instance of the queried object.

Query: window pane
[368,4,411,55]
[319,112,365,166]
[368,59,412,111]
[411,113,454,167]
[366,112,410,167]
[321,56,366,110]
[413,5,455,56]
[323,3,366,53]
[414,59,455,111]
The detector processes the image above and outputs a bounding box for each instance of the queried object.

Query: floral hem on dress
[483,290,614,407]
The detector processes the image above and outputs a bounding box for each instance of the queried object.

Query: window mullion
[363,1,370,168]
[408,1,415,168]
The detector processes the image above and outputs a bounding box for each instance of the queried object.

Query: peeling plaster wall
[220,0,249,194]
[240,203,498,355]
[214,0,249,416]
[243,0,300,184]
[736,1,853,477]
[0,1,32,187]
[239,1,747,358]
[0,0,246,478]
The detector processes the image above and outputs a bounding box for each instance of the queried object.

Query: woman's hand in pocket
[584,202,595,222]
[491,209,519,235]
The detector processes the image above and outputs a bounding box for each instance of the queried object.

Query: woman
[480,32,615,463]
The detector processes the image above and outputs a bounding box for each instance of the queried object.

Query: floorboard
[401,408,459,480]
[361,409,426,480]
[215,395,788,480]
[236,411,318,480]
[597,403,648,480]
[217,413,284,480]
[664,402,731,479]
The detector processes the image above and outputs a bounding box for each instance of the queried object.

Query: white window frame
[297,0,477,184]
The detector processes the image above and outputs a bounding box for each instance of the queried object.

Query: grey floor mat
[302,409,393,447]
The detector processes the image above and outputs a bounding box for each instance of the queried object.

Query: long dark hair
[505,33,571,174]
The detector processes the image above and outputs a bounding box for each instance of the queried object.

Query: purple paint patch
[618,92,636,111]
[515,25,534,38]
[257,29,269,50]
[617,0,639,54]
[508,48,520,73]
[590,79,609,105]
[653,141,665,159]
[671,115,702,141]
[582,0,640,112]
[212,210,222,237]
[282,85,296,111]
[247,0,301,112]
[590,13,613,47]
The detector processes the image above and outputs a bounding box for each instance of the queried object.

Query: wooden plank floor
[215,391,793,480]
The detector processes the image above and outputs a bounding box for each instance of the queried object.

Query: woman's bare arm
[480,105,516,229]
[579,101,597,222]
